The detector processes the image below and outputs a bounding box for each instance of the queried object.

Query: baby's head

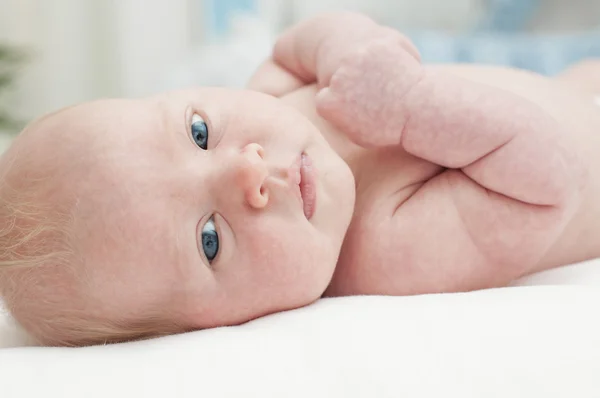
[0,87,355,346]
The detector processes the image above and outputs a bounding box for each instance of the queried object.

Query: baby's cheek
[243,226,332,300]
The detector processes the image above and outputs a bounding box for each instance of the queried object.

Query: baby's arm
[248,12,419,98]
[246,58,306,97]
[274,12,579,207]
[274,13,586,293]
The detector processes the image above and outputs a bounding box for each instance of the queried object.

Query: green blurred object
[0,44,25,132]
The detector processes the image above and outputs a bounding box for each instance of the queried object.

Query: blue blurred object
[204,0,257,39]
[408,0,600,75]
[411,31,600,76]
[476,0,540,32]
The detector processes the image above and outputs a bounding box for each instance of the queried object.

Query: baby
[1,12,599,346]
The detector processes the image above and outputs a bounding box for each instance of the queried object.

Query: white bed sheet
[1,258,600,398]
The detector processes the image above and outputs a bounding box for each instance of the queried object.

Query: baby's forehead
[31,99,165,150]
[4,99,172,204]
[32,99,129,128]
[17,88,296,168]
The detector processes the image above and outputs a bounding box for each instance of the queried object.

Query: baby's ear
[246,58,307,98]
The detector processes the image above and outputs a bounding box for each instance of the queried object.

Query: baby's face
[30,87,355,332]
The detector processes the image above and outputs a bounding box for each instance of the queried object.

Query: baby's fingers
[316,37,424,148]
[316,85,402,148]
[247,58,306,97]
[273,12,419,88]
[316,87,368,147]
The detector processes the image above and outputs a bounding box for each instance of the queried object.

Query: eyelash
[188,106,222,149]
[201,215,220,265]
[190,113,209,150]
[186,107,223,265]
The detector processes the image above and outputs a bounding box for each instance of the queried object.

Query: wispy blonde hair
[0,119,187,346]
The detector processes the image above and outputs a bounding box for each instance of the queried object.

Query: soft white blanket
[1,259,600,398]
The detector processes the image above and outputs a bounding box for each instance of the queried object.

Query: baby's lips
[287,154,304,208]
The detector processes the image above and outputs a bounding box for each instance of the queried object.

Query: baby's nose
[235,143,269,209]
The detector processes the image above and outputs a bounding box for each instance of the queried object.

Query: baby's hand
[271,12,422,147]
[315,36,423,148]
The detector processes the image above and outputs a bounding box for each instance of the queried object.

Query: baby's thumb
[315,87,339,119]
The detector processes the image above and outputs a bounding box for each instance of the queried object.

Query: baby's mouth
[289,152,317,220]
[299,153,317,220]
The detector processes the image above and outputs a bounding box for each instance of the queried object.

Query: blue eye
[202,216,219,263]
[191,113,209,150]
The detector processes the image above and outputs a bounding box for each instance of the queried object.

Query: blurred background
[1,0,600,142]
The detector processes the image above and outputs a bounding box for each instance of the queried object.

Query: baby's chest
[349,147,441,219]
[336,153,502,295]
[334,158,481,294]
[341,150,454,265]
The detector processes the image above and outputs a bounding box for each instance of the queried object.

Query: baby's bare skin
[3,12,600,346]
[251,12,600,296]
